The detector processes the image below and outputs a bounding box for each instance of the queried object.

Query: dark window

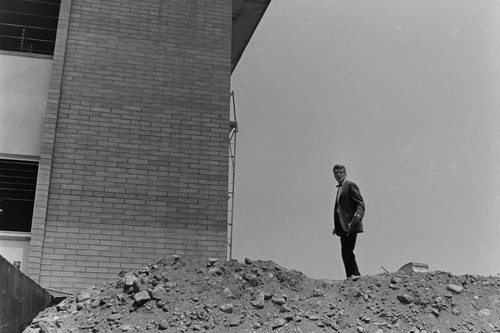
[0,0,61,55]
[0,159,38,232]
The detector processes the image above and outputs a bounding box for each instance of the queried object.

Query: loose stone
[133,290,151,305]
[220,303,234,313]
[447,284,464,294]
[397,294,414,304]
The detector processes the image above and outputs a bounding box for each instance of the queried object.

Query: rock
[220,303,234,313]
[478,308,491,317]
[124,273,137,287]
[90,298,100,308]
[132,279,141,292]
[208,258,219,266]
[279,304,292,312]
[133,290,151,305]
[447,284,464,294]
[229,319,242,327]
[151,286,167,300]
[107,313,122,322]
[77,292,91,303]
[119,324,134,331]
[160,271,170,282]
[138,266,150,275]
[37,322,51,333]
[263,292,273,300]
[208,267,222,276]
[158,319,169,330]
[32,317,51,325]
[22,327,40,333]
[391,277,402,284]
[244,258,253,264]
[271,296,286,306]
[271,318,286,329]
[164,282,176,289]
[251,292,265,309]
[243,273,259,286]
[55,303,67,312]
[322,280,335,288]
[312,288,325,297]
[222,287,234,298]
[397,294,414,304]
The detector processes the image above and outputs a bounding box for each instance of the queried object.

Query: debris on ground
[23,256,500,332]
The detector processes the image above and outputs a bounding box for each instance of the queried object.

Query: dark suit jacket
[334,179,365,236]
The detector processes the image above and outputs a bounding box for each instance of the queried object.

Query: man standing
[332,164,365,278]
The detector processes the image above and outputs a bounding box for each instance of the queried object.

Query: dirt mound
[24,256,500,332]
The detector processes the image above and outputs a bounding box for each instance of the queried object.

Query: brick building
[0,0,270,293]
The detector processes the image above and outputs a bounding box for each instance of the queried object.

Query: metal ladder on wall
[227,91,238,260]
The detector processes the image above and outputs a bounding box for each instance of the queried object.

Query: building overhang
[231,0,272,73]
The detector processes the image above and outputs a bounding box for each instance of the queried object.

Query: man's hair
[333,164,346,172]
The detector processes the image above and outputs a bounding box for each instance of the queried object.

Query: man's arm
[346,182,365,236]
[349,182,365,219]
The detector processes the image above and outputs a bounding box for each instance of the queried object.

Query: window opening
[0,158,38,232]
[0,0,61,55]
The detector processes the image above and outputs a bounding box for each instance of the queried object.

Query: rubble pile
[24,256,500,332]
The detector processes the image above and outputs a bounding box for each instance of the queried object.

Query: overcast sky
[230,0,500,280]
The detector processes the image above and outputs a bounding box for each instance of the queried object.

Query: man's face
[333,168,346,184]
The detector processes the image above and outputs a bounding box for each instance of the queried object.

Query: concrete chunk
[447,284,464,294]
[398,262,429,274]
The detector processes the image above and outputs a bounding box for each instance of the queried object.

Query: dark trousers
[340,233,360,278]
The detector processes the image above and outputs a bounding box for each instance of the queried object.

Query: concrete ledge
[0,231,31,241]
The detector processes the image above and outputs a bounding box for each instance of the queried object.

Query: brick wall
[28,0,231,291]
